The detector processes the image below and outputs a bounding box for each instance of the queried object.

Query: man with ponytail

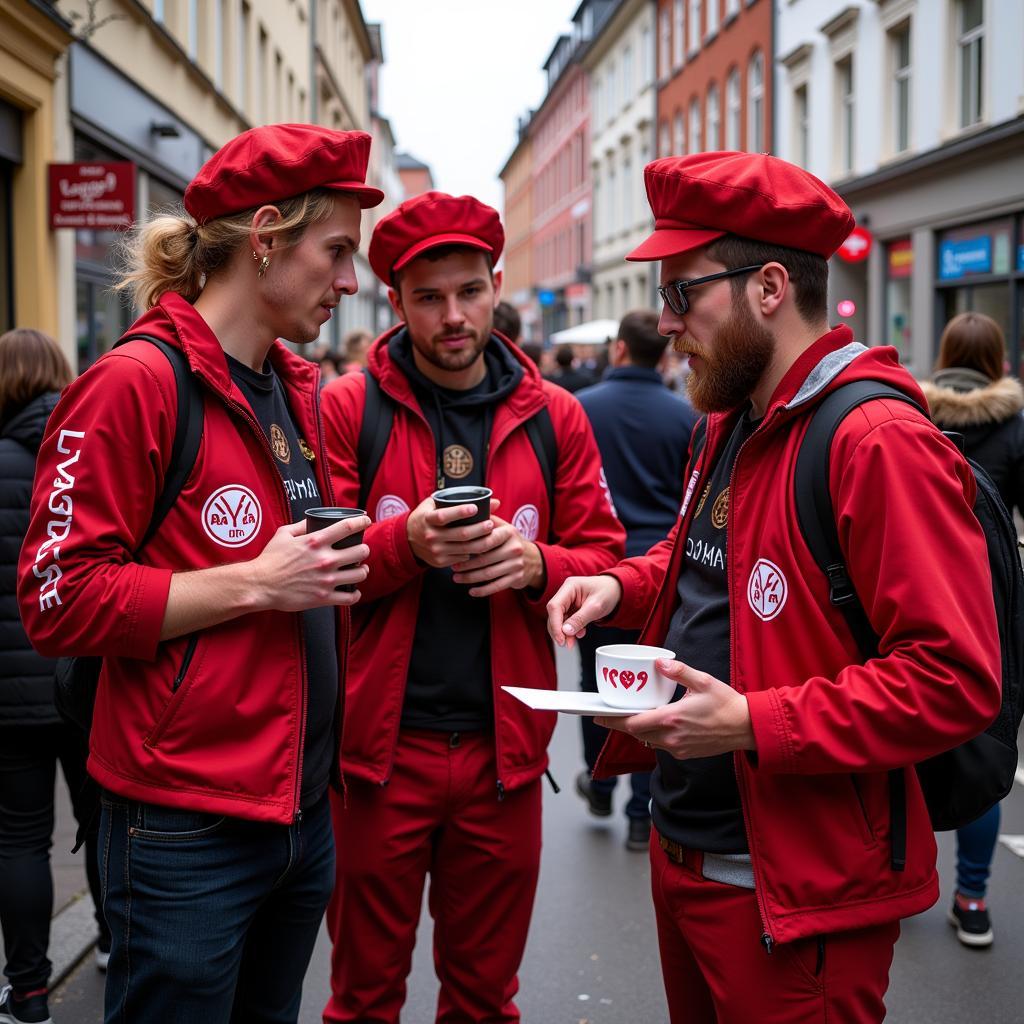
[17,124,383,1024]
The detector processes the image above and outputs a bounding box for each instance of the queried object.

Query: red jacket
[18,292,347,824]
[597,327,1000,943]
[320,329,625,791]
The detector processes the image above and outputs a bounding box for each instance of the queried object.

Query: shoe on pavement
[0,984,53,1024]
[575,770,612,817]
[948,892,994,948]
[626,817,651,851]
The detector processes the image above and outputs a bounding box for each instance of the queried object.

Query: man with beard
[319,191,624,1023]
[546,152,999,1023]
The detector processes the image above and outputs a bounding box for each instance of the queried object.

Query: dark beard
[413,327,489,373]
[685,302,775,413]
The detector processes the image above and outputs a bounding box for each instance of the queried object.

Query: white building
[583,0,658,324]
[775,0,1024,377]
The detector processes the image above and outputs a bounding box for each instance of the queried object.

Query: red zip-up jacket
[17,292,346,824]
[320,328,625,792]
[596,327,1000,944]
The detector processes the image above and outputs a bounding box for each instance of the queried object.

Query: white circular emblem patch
[747,558,788,622]
[513,504,540,542]
[202,485,262,548]
[375,494,410,521]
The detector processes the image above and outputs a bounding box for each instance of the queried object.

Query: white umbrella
[549,319,620,345]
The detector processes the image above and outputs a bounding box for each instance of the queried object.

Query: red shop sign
[49,162,136,229]
[837,225,873,263]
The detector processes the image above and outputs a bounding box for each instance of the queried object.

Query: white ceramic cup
[595,644,676,711]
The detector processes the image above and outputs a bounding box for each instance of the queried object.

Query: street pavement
[46,642,1024,1021]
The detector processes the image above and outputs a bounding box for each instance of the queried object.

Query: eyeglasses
[657,265,763,316]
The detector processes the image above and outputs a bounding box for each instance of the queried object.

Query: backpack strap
[357,367,395,514]
[524,405,557,521]
[115,334,204,552]
[792,379,926,873]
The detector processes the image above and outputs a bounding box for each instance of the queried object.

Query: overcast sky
[361,0,581,211]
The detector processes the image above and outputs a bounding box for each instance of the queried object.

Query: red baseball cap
[184,123,384,224]
[369,191,505,284]
[627,151,855,262]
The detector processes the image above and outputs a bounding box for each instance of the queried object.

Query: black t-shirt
[654,410,758,853]
[389,331,521,732]
[228,355,338,808]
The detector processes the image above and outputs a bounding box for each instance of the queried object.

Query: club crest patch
[375,494,410,521]
[694,482,712,518]
[202,484,262,548]
[747,558,788,621]
[512,504,540,541]
[270,424,291,464]
[711,487,730,530]
[443,445,473,479]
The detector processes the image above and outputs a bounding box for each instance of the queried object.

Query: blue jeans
[99,792,334,1024]
[955,802,1001,898]
[578,625,652,820]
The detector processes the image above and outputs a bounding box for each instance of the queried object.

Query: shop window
[885,239,913,358]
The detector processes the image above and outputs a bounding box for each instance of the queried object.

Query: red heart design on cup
[637,671,648,692]
[608,669,618,688]
[619,670,635,689]
[602,667,609,682]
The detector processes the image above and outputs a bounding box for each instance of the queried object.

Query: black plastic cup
[432,486,493,526]
[305,507,366,592]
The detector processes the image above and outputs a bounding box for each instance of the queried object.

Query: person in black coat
[0,329,109,1024]
[573,311,697,850]
[920,311,1024,952]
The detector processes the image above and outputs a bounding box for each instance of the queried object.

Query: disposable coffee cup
[432,486,493,526]
[305,507,366,592]
[595,644,676,711]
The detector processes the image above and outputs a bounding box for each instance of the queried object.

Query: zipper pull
[496,780,506,802]
[761,932,774,955]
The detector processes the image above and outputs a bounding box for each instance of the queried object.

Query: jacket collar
[605,366,664,384]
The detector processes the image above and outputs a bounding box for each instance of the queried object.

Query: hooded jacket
[17,293,347,823]
[596,327,1000,945]
[920,369,1024,516]
[0,391,61,726]
[320,327,626,792]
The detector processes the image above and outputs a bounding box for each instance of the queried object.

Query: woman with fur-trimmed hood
[920,310,1024,953]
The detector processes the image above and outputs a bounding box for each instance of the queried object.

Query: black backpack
[357,367,558,532]
[695,380,1024,871]
[54,335,204,736]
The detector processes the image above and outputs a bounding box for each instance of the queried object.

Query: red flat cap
[184,123,384,224]
[369,191,504,284]
[627,151,855,262]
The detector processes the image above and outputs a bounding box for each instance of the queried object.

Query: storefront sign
[537,289,556,307]
[1017,245,1024,272]
[837,226,873,263]
[939,236,991,280]
[887,239,914,279]
[49,162,136,229]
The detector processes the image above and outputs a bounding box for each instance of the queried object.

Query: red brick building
[655,0,772,161]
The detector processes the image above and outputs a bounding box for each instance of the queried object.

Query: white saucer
[501,686,641,716]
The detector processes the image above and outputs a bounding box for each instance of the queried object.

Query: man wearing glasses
[546,152,999,1022]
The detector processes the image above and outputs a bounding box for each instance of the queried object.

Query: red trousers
[651,838,900,1024]
[324,730,542,1024]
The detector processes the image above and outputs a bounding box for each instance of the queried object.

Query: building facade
[584,0,658,324]
[656,0,772,162]
[498,123,534,337]
[395,152,434,198]
[776,0,1024,376]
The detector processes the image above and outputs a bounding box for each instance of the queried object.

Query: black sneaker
[626,817,651,852]
[0,985,53,1024]
[948,893,994,948]
[575,770,612,817]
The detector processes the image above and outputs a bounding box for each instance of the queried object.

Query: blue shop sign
[1018,244,1024,272]
[939,236,992,280]
[537,289,557,307]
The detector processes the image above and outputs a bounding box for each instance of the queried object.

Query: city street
[48,644,1024,1023]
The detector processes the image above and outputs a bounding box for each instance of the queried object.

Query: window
[622,155,632,227]
[623,45,633,106]
[957,0,984,128]
[642,23,653,84]
[659,119,671,157]
[607,162,617,234]
[794,84,809,166]
[689,97,701,154]
[836,55,854,173]
[153,0,164,22]
[213,0,224,88]
[674,109,684,154]
[237,1,250,108]
[706,83,720,150]
[188,0,199,59]
[726,67,741,148]
[707,0,719,37]
[673,0,684,69]
[726,0,740,16]
[891,23,911,153]
[747,51,764,152]
[659,7,671,79]
[689,0,701,54]
[258,25,268,123]
[885,239,913,357]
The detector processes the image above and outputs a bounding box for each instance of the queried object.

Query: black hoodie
[0,391,61,727]
[389,330,523,732]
